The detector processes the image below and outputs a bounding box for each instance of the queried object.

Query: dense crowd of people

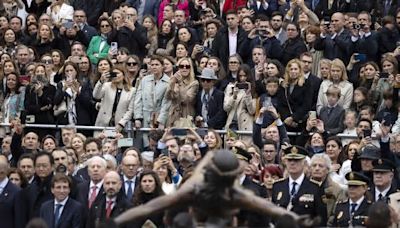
[1,0,400,227]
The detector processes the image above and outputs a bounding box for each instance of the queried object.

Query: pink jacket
[158,0,189,26]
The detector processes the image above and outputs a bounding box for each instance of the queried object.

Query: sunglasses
[101,24,111,28]
[127,62,138,66]
[179,64,190,69]
[201,78,212,82]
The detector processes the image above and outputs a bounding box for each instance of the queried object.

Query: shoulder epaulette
[310,178,322,187]
[275,178,286,183]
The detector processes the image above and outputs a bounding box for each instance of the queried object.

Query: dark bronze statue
[114,150,307,227]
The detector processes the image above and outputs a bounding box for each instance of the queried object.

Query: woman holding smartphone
[223,64,256,134]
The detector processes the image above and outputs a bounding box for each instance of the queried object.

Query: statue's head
[204,150,242,186]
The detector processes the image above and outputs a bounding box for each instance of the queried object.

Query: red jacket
[222,0,247,13]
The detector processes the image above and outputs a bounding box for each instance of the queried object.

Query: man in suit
[75,156,106,211]
[126,0,160,23]
[87,171,132,228]
[212,10,249,69]
[195,68,227,129]
[272,146,327,226]
[270,12,287,45]
[40,173,83,228]
[75,138,103,181]
[17,154,35,184]
[0,155,20,228]
[315,12,352,64]
[73,10,98,42]
[369,158,399,202]
[120,155,140,202]
[332,172,372,227]
[300,52,322,111]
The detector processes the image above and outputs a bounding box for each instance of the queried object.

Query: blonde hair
[176,57,195,83]
[283,59,305,87]
[111,64,132,91]
[329,58,348,81]
[37,23,54,41]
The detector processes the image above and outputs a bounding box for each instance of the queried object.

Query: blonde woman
[316,58,353,114]
[276,59,312,131]
[166,57,199,127]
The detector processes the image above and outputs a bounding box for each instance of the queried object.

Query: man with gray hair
[76,156,107,210]
[310,153,346,225]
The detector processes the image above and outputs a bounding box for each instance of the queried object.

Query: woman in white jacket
[223,64,256,134]
[93,65,136,131]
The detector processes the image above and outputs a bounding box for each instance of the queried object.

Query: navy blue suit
[0,180,20,228]
[40,198,84,228]
[195,88,227,129]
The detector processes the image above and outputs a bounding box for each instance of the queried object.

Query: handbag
[54,100,67,116]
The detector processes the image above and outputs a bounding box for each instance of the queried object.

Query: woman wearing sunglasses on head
[86,16,112,65]
[166,57,199,127]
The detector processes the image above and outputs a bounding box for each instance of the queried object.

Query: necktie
[378,193,383,201]
[54,204,63,226]
[88,186,97,208]
[202,93,209,121]
[106,200,113,219]
[327,107,333,116]
[126,180,133,201]
[291,182,297,196]
[350,203,357,214]
[385,0,391,15]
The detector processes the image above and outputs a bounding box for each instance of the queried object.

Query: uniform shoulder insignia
[275,178,286,183]
[367,200,372,204]
[252,179,261,185]
[336,200,346,204]
[310,179,322,186]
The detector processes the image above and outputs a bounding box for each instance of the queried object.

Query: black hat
[233,147,252,163]
[372,158,396,172]
[346,172,370,186]
[359,145,380,160]
[283,145,308,160]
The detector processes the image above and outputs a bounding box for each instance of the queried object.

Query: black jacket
[332,197,371,227]
[281,36,307,65]
[24,84,56,124]
[108,24,148,59]
[70,0,105,26]
[195,88,227,129]
[314,29,352,64]
[212,26,249,69]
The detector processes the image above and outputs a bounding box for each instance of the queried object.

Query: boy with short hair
[319,85,345,136]
[258,77,280,127]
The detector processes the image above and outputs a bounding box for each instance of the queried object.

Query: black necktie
[291,182,297,196]
[351,203,357,214]
[378,193,383,201]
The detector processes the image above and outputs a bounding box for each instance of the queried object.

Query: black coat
[75,181,105,210]
[22,0,50,16]
[351,31,379,62]
[212,26,249,69]
[0,180,20,228]
[108,24,148,59]
[314,29,352,65]
[319,105,345,135]
[281,36,307,65]
[306,74,322,111]
[70,0,105,26]
[24,85,56,124]
[332,197,371,227]
[195,88,227,129]
[272,177,327,226]
[378,27,399,56]
[40,198,84,228]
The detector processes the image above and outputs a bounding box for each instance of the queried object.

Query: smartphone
[110,42,118,55]
[171,128,187,136]
[196,128,208,137]
[25,115,35,124]
[104,129,117,138]
[354,53,367,62]
[62,20,74,29]
[141,63,148,71]
[161,149,170,157]
[309,111,317,120]
[263,97,272,108]
[109,72,117,78]
[236,83,249,90]
[379,72,389,79]
[363,129,372,138]
[117,138,134,148]
[19,75,30,83]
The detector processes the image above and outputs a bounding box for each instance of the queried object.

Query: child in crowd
[258,77,280,127]
[376,91,397,126]
[341,110,358,145]
[351,87,370,113]
[318,85,345,136]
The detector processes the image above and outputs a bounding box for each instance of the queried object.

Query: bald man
[0,154,20,228]
[314,12,352,65]
[121,155,140,201]
[87,171,132,228]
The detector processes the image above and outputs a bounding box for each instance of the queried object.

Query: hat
[198,68,218,80]
[372,158,396,172]
[226,129,238,139]
[283,145,308,160]
[232,147,252,163]
[359,145,380,160]
[346,172,369,186]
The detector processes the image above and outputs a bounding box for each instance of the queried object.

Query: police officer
[370,158,399,202]
[271,146,327,226]
[332,172,372,227]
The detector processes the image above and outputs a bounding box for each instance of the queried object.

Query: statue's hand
[297,214,321,227]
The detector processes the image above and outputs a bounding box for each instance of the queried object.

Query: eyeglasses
[127,62,138,66]
[201,78,212,82]
[101,24,110,28]
[41,60,53,64]
[179,64,190,69]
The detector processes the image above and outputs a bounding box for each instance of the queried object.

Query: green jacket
[86,35,110,64]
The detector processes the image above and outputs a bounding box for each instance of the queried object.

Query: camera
[353,23,365,30]
[109,72,117,78]
[257,29,268,37]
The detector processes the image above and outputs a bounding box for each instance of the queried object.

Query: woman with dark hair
[255,59,284,96]
[116,47,130,64]
[142,15,158,55]
[131,170,165,227]
[223,64,256,134]
[220,54,243,91]
[87,16,112,65]
[155,19,175,56]
[8,167,28,188]
[42,135,57,152]
[1,72,24,128]
[51,49,65,73]
[54,62,91,126]
[1,28,19,56]
[351,87,370,113]
[281,23,307,65]
[304,25,323,76]
[175,42,189,59]
[125,55,141,87]
[173,27,197,55]
[325,136,345,173]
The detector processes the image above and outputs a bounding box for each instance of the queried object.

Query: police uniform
[332,172,372,227]
[369,158,399,202]
[271,146,327,226]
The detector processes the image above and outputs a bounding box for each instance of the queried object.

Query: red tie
[106,200,113,218]
[88,186,97,208]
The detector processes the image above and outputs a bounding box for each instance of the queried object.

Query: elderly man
[310,154,346,225]
[120,155,140,201]
[369,159,398,202]
[87,171,131,228]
